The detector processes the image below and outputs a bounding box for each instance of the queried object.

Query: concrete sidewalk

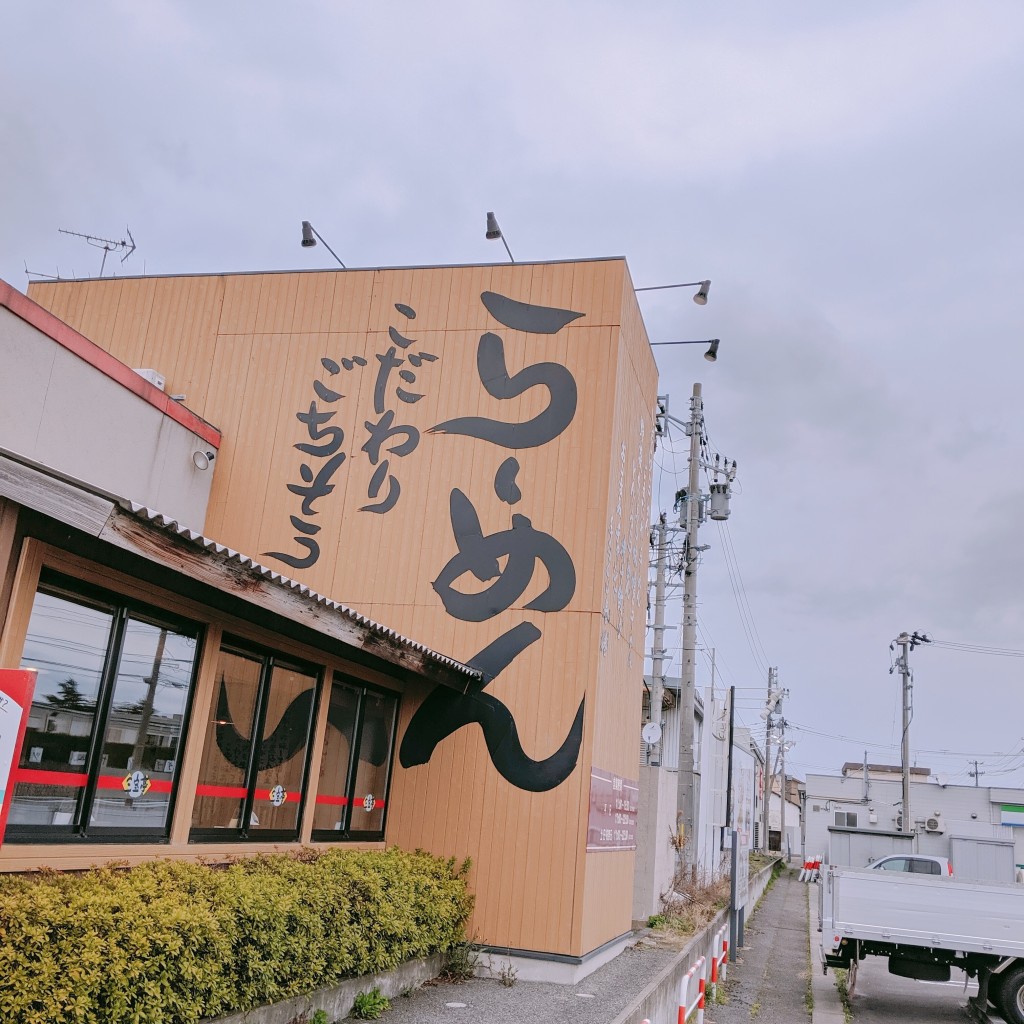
[361,867,845,1024]
[806,875,848,1024]
[366,939,684,1024]
[703,867,817,1023]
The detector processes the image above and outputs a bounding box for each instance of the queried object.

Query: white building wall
[805,773,1024,871]
[0,304,215,529]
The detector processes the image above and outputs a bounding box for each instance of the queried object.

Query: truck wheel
[997,964,1024,1024]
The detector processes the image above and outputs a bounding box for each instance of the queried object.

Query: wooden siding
[28,259,657,956]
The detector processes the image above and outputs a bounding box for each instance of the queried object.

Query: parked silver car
[869,854,953,877]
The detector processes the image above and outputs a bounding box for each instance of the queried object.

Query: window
[190,641,319,840]
[11,574,200,841]
[311,676,399,841]
[834,810,858,828]
[877,857,909,871]
[910,857,941,875]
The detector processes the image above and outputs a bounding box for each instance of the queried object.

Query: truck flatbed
[821,867,1024,959]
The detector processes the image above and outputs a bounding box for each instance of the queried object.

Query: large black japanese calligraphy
[429,333,576,449]
[400,623,585,792]
[433,489,576,621]
[264,303,437,570]
[214,680,390,770]
[401,292,585,793]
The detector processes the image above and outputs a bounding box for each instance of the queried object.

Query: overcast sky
[4,1,1024,789]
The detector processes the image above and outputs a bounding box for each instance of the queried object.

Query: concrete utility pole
[780,717,788,862]
[893,630,931,831]
[896,632,912,831]
[761,666,778,852]
[677,383,703,867]
[761,667,774,851]
[647,513,669,766]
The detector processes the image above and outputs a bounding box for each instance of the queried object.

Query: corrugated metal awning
[0,447,480,687]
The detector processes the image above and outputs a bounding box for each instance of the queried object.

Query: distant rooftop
[842,762,931,778]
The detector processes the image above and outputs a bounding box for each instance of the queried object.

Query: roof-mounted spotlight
[299,220,346,268]
[635,279,712,305]
[485,211,515,263]
[650,338,721,363]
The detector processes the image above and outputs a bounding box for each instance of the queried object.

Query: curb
[807,882,847,1024]
[608,907,729,1024]
[611,860,779,1024]
[203,952,443,1024]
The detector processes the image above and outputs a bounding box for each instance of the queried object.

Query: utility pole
[969,760,985,787]
[892,630,931,832]
[677,383,702,867]
[896,632,912,832]
[780,715,788,862]
[647,513,669,766]
[761,667,780,852]
[761,667,773,852]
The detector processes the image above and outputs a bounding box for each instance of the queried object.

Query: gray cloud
[4,0,1024,783]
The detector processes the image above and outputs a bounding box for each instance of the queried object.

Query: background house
[805,764,1024,881]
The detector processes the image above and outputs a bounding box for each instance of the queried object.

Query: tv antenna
[24,261,62,282]
[58,226,136,277]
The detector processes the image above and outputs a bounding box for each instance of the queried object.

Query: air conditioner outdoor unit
[925,814,944,834]
[134,368,166,391]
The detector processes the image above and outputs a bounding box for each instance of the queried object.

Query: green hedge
[0,848,473,1024]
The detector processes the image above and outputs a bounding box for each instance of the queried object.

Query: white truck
[819,865,1024,1022]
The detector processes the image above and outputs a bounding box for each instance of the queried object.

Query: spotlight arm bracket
[635,281,706,292]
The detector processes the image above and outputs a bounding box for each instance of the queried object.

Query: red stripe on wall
[13,767,88,787]
[194,785,299,803]
[195,784,248,799]
[314,794,349,806]
[96,775,173,793]
[253,788,300,803]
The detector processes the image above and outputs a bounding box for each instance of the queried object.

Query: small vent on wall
[134,368,166,392]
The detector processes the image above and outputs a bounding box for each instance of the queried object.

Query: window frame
[8,570,203,844]
[310,674,400,844]
[188,636,323,844]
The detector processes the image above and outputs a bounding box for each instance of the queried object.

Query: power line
[930,639,1024,658]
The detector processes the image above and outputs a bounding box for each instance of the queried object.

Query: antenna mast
[57,226,136,277]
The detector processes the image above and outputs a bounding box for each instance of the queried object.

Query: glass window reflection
[11,578,200,839]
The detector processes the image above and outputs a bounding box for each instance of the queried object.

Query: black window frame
[311,674,399,844]
[188,636,322,844]
[9,569,204,845]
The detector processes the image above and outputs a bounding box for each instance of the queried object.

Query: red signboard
[0,669,37,844]
[586,767,638,851]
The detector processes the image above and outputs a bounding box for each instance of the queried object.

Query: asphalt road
[848,954,1006,1023]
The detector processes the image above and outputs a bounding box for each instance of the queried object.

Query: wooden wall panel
[27,259,658,958]
[578,280,657,952]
